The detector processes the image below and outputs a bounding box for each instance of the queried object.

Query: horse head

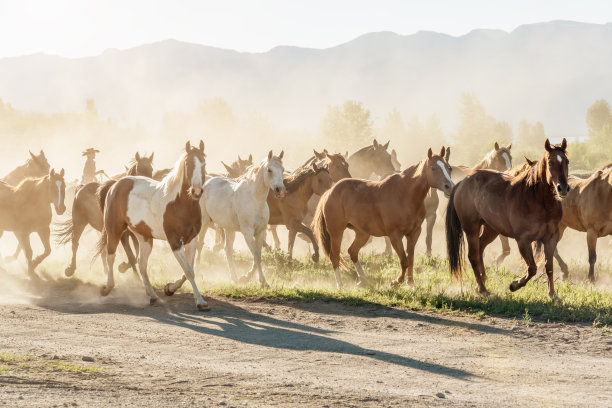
[489,142,513,172]
[544,138,570,198]
[264,150,286,198]
[425,146,454,197]
[184,140,206,199]
[49,168,66,215]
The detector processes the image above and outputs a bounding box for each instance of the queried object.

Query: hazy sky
[0,0,610,58]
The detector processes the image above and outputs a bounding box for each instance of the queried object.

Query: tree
[586,99,612,136]
[320,100,372,149]
[517,120,546,148]
[380,108,407,141]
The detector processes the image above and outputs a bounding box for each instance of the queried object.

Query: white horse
[200,151,286,287]
[97,141,209,310]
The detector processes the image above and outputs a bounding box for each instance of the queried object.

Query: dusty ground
[0,277,610,408]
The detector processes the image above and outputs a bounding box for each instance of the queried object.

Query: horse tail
[54,217,73,245]
[311,191,348,269]
[445,185,464,282]
[97,179,116,212]
[92,228,108,265]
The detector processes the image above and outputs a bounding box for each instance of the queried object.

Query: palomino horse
[267,162,333,261]
[2,150,50,186]
[347,139,395,180]
[544,163,612,282]
[423,143,513,259]
[56,152,154,277]
[0,169,66,278]
[312,147,454,288]
[269,149,351,252]
[199,151,286,286]
[97,141,208,310]
[446,139,570,299]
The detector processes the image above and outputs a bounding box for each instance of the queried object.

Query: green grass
[0,352,106,375]
[185,250,612,325]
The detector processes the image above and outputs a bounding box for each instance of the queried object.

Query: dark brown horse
[267,162,333,261]
[446,139,570,299]
[0,169,66,278]
[347,139,395,180]
[56,153,154,277]
[313,147,453,288]
[423,143,513,259]
[2,150,50,186]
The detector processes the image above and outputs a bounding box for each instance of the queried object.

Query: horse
[96,141,208,310]
[267,162,333,261]
[423,142,513,259]
[268,149,351,252]
[56,152,154,277]
[2,150,50,186]
[0,169,66,278]
[221,154,254,178]
[312,147,454,288]
[199,151,286,287]
[347,139,396,180]
[543,163,612,282]
[446,139,570,299]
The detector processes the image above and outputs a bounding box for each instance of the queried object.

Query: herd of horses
[0,136,609,310]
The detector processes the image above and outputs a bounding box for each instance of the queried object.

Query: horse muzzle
[442,182,454,198]
[189,186,203,199]
[55,205,67,215]
[556,183,570,198]
[274,186,286,198]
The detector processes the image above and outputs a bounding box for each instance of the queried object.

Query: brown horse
[546,164,612,282]
[423,143,513,259]
[0,169,66,278]
[347,139,395,180]
[2,150,50,186]
[313,147,453,288]
[96,141,208,310]
[446,139,570,299]
[267,162,333,261]
[269,149,351,251]
[56,153,154,277]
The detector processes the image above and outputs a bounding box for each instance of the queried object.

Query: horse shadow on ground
[7,274,476,381]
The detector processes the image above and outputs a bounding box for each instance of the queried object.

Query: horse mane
[350,145,373,159]
[161,153,187,196]
[0,176,48,204]
[510,148,564,190]
[238,157,283,182]
[400,159,427,179]
[284,165,329,194]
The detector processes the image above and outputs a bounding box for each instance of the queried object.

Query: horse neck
[3,164,26,184]
[471,157,489,171]
[251,166,271,201]
[399,161,430,201]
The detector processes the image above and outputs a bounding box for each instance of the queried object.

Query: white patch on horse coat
[437,160,452,184]
[191,156,203,187]
[502,152,511,170]
[55,180,63,208]
[557,154,562,163]
[125,176,177,240]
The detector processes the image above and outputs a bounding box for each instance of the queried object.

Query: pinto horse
[312,147,454,288]
[446,139,570,299]
[0,169,66,278]
[56,152,154,277]
[199,151,286,287]
[97,141,208,310]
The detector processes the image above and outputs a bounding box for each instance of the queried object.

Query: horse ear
[135,152,141,160]
[279,150,284,160]
[544,139,552,152]
[199,140,205,152]
[313,149,321,159]
[49,169,55,177]
[185,141,191,152]
[373,139,379,148]
[494,142,500,151]
[29,150,37,160]
[238,154,242,161]
[345,151,348,159]
[222,162,233,173]
[383,140,390,150]
[268,150,273,160]
[391,149,397,158]
[40,149,45,157]
[248,154,253,162]
[561,138,567,150]
[60,168,65,177]
[427,148,433,158]
[507,143,512,150]
[149,152,154,161]
[440,146,446,158]
[445,147,451,161]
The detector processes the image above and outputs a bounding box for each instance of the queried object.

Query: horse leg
[15,232,38,280]
[509,238,538,293]
[240,226,268,287]
[390,231,410,286]
[424,212,436,258]
[542,235,561,300]
[404,226,422,285]
[5,243,21,263]
[168,238,208,310]
[478,226,499,285]
[553,249,569,280]
[100,229,122,297]
[291,221,319,263]
[465,231,488,295]
[347,230,371,287]
[212,225,225,253]
[254,228,268,287]
[31,226,51,270]
[130,234,160,303]
[270,225,281,250]
[118,232,139,278]
[495,236,511,265]
[223,230,238,282]
[65,216,87,277]
[586,228,598,283]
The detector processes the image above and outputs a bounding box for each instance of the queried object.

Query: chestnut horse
[0,169,66,278]
[423,143,513,259]
[2,150,50,186]
[267,162,333,261]
[96,141,208,310]
[312,147,454,288]
[56,152,154,277]
[446,139,570,299]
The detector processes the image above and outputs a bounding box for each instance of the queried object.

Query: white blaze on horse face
[437,160,452,185]
[56,180,63,208]
[557,154,562,163]
[191,157,204,188]
[502,152,511,170]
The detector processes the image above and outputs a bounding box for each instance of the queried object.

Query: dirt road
[0,281,611,407]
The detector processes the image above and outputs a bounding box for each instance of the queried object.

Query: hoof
[587,275,595,284]
[117,262,129,273]
[150,297,158,305]
[356,280,367,289]
[197,303,210,311]
[64,266,75,277]
[260,281,270,289]
[100,286,112,297]
[391,279,401,288]
[164,283,175,296]
[405,279,415,287]
[509,281,519,292]
[551,295,562,304]
[477,288,491,296]
[335,281,344,289]
[312,253,319,263]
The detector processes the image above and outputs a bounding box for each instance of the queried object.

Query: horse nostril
[566,185,571,192]
[557,185,562,193]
